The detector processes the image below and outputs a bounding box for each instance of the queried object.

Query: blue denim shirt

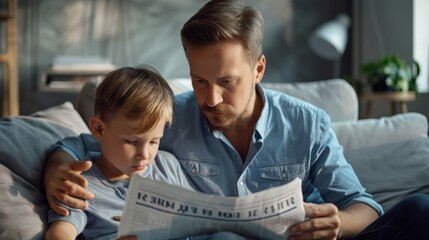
[55,84,383,215]
[160,85,383,215]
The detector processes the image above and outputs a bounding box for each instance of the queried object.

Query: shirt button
[239,181,244,186]
[281,173,287,178]
[191,168,197,174]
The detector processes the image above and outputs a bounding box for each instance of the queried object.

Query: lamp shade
[309,14,351,60]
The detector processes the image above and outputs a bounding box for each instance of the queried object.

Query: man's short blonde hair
[181,0,264,65]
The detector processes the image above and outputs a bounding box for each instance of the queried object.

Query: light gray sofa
[1,78,428,239]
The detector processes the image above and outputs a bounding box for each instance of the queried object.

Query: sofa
[1,78,428,239]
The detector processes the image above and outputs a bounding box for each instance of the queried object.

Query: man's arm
[43,151,94,216]
[289,202,379,240]
[337,203,379,238]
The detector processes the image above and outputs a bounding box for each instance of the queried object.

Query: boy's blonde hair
[94,66,174,132]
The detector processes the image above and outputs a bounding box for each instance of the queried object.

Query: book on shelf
[50,55,116,72]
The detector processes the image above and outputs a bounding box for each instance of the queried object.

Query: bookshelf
[39,69,110,93]
[0,0,18,116]
[39,56,115,93]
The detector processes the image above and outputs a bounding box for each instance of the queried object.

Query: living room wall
[8,0,351,115]
[354,0,429,119]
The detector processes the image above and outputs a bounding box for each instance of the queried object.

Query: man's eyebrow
[189,74,239,80]
[219,75,238,80]
[190,74,202,79]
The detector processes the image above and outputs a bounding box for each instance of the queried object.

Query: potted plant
[360,55,420,93]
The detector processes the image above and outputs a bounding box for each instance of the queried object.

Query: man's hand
[117,236,137,240]
[289,202,341,240]
[289,202,379,240]
[43,151,95,216]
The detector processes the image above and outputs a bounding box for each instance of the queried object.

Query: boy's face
[89,114,165,180]
[186,40,265,131]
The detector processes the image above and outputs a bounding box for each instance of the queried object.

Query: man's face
[185,40,265,131]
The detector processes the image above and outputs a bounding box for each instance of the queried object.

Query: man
[44,1,429,239]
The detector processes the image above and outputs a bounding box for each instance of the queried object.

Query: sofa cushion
[332,113,429,211]
[0,164,47,239]
[0,102,89,240]
[164,79,360,123]
[30,101,90,135]
[262,79,358,122]
[77,78,358,124]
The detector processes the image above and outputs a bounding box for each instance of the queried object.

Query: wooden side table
[360,92,416,118]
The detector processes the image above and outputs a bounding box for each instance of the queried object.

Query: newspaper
[117,175,305,240]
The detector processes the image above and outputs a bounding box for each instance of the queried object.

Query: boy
[45,66,193,240]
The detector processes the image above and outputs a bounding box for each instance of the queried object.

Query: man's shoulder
[173,92,201,120]
[174,91,196,104]
[265,89,329,120]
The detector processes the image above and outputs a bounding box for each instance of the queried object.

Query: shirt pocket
[184,160,219,176]
[182,160,221,194]
[258,163,305,189]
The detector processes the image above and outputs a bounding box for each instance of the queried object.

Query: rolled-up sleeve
[47,134,100,161]
[311,111,384,215]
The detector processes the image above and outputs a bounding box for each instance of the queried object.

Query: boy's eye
[125,139,137,144]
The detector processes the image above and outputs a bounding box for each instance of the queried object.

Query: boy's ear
[89,116,104,140]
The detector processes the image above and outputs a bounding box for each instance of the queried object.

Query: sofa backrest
[77,78,358,125]
[262,79,358,122]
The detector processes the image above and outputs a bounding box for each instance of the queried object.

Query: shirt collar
[254,84,269,141]
[205,84,270,142]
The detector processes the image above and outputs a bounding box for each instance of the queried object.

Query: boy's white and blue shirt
[54,84,384,219]
[47,150,195,239]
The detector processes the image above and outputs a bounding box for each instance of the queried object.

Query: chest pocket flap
[184,160,220,177]
[259,163,304,182]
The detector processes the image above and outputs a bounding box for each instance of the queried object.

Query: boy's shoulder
[144,150,196,191]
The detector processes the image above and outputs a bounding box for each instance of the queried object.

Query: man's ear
[89,116,104,140]
[255,55,266,84]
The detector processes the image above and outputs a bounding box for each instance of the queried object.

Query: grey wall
[3,0,351,115]
[5,0,428,120]
[354,0,429,119]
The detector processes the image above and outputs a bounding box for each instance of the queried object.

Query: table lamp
[308,14,351,78]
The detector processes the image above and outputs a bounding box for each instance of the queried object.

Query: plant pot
[372,79,396,92]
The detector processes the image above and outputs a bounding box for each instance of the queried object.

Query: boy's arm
[45,221,78,240]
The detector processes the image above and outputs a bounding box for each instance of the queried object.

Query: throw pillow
[0,102,89,240]
[332,113,429,211]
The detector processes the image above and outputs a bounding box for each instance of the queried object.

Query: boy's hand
[44,151,94,216]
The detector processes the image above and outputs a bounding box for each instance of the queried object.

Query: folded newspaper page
[117,175,305,240]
